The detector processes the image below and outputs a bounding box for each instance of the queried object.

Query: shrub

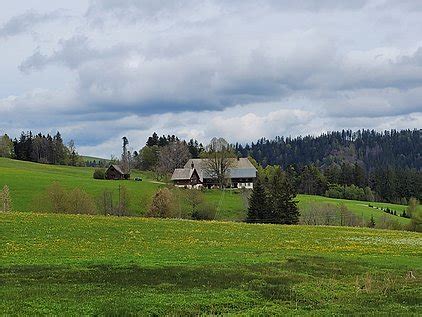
[300,202,361,227]
[93,169,106,179]
[191,202,217,221]
[147,188,179,218]
[34,182,97,215]
[376,215,403,230]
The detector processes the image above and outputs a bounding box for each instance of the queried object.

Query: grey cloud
[2,0,422,157]
[0,9,68,38]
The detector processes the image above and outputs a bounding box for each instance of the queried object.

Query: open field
[1,212,421,315]
[0,158,414,224]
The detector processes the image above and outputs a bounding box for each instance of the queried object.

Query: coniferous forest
[2,131,82,166]
[235,129,421,203]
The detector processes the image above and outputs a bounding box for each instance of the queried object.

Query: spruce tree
[269,169,299,224]
[247,177,267,223]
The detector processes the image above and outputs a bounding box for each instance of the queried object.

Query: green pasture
[0,158,414,224]
[1,212,421,315]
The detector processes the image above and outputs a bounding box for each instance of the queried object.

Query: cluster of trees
[134,133,204,177]
[0,132,82,166]
[325,184,374,202]
[301,199,421,232]
[247,168,299,224]
[301,202,363,227]
[261,162,421,204]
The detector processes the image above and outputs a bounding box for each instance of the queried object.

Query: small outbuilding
[105,164,130,180]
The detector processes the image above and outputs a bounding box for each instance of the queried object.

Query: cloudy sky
[1,0,421,157]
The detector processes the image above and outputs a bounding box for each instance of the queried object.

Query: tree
[185,189,204,215]
[406,198,421,232]
[299,165,327,195]
[99,189,114,215]
[117,185,130,216]
[203,138,235,189]
[247,177,268,223]
[146,132,159,147]
[139,145,159,170]
[0,134,13,158]
[1,185,12,212]
[367,215,376,228]
[157,141,191,175]
[121,136,130,174]
[269,169,299,224]
[407,197,419,218]
[67,140,81,166]
[52,132,65,164]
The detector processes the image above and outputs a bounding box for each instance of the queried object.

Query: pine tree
[247,177,267,223]
[1,185,12,212]
[269,169,299,224]
[280,176,300,224]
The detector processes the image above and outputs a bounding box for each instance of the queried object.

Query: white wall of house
[237,182,254,189]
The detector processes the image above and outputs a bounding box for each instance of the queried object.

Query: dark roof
[108,164,127,175]
[177,158,257,181]
[171,168,194,180]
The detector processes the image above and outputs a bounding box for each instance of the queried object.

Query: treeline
[235,129,421,170]
[0,131,83,166]
[239,129,422,204]
[254,162,421,204]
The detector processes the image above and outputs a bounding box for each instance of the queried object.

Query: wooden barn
[105,164,130,180]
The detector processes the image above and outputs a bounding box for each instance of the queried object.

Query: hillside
[0,158,413,224]
[1,212,421,315]
[237,129,422,170]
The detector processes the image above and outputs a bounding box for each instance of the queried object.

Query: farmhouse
[171,158,257,189]
[105,164,130,180]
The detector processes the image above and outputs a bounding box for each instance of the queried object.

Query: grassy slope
[0,157,414,224]
[1,212,421,315]
[0,157,161,214]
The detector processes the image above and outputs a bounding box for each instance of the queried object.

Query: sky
[0,0,421,158]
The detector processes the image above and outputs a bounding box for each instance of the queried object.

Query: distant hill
[236,129,422,171]
[81,155,111,163]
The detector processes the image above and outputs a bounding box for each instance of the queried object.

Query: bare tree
[203,138,235,189]
[157,141,191,176]
[1,185,12,212]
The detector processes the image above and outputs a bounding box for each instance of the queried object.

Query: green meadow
[0,157,412,224]
[1,212,421,315]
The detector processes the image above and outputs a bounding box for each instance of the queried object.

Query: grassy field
[0,157,414,224]
[1,212,421,315]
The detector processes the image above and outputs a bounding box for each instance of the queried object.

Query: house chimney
[191,162,194,169]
